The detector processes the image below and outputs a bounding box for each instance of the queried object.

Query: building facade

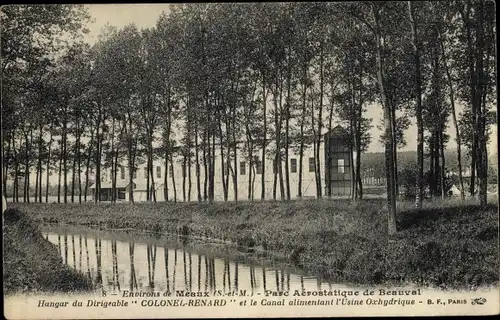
[97,126,355,202]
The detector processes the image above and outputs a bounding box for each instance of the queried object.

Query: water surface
[42,225,343,295]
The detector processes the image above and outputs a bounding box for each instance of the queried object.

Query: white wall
[117,142,334,202]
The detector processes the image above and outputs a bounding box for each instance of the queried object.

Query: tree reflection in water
[147,244,157,291]
[84,234,91,279]
[197,255,202,291]
[72,234,76,269]
[262,263,267,291]
[129,242,138,292]
[47,231,326,294]
[63,233,68,264]
[188,251,193,292]
[111,240,121,292]
[204,255,209,291]
[234,261,239,292]
[182,248,188,289]
[275,269,280,291]
[172,248,178,292]
[57,235,61,257]
[79,235,82,270]
[94,235,102,289]
[164,245,170,292]
[211,257,216,289]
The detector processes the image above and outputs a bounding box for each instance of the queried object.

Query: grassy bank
[10,199,499,289]
[3,208,93,294]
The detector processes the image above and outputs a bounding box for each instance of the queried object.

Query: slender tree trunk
[195,125,202,202]
[146,149,151,202]
[38,135,43,203]
[440,128,446,199]
[462,3,477,197]
[248,149,253,201]
[170,154,177,203]
[95,111,101,203]
[356,143,363,199]
[356,114,363,200]
[113,125,121,203]
[272,158,277,200]
[164,85,172,202]
[150,149,156,203]
[278,81,285,200]
[231,103,238,202]
[245,104,255,201]
[207,123,213,203]
[211,130,216,202]
[202,131,208,202]
[391,104,399,197]
[77,124,82,204]
[188,147,192,202]
[164,157,169,202]
[298,64,307,198]
[13,132,19,203]
[71,135,77,203]
[44,128,52,203]
[126,115,135,204]
[350,141,356,200]
[164,144,170,203]
[24,129,31,203]
[372,5,397,235]
[429,136,435,196]
[35,126,43,202]
[350,77,357,200]
[217,104,228,202]
[110,119,116,202]
[272,88,280,201]
[438,28,465,201]
[475,0,488,207]
[327,81,337,198]
[63,118,68,204]
[261,76,267,201]
[220,140,228,202]
[434,132,440,196]
[34,142,39,202]
[285,43,292,201]
[316,46,324,199]
[84,129,94,202]
[2,133,12,198]
[58,138,63,204]
[408,1,425,207]
[182,155,187,202]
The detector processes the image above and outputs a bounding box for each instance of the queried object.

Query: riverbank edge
[10,200,500,290]
[3,208,94,295]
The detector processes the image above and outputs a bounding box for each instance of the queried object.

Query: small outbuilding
[89,181,127,201]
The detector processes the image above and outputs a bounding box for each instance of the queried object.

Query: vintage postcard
[2,2,499,319]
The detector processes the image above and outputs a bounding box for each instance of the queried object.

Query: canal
[42,225,342,295]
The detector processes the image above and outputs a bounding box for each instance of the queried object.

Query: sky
[82,4,497,155]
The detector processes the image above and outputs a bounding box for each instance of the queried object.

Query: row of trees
[2,2,497,235]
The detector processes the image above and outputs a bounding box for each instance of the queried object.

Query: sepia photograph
[2,2,499,318]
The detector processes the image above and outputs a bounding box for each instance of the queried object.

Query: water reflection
[44,228,337,294]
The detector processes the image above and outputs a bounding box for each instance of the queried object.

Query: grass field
[9,197,499,290]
